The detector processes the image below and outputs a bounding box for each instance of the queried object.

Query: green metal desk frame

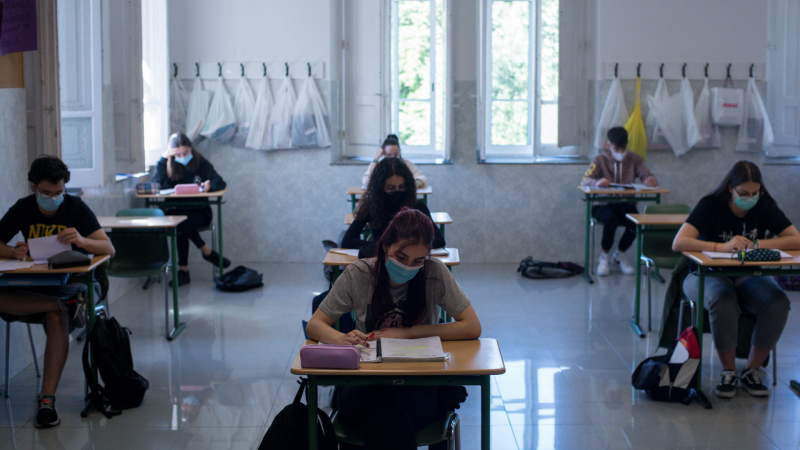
[106,227,185,340]
[690,264,800,410]
[306,374,491,450]
[144,196,226,278]
[349,193,428,213]
[581,193,662,284]
[73,270,98,418]
[630,226,680,338]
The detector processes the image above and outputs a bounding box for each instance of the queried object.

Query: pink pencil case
[174,184,200,195]
[300,345,360,370]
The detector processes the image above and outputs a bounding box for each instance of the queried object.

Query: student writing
[672,161,800,398]
[582,127,657,276]
[151,133,229,286]
[307,209,481,450]
[362,134,427,189]
[344,156,444,257]
[0,156,115,428]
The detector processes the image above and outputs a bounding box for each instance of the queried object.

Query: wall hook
[263,63,267,77]
[614,63,618,78]
[285,62,289,77]
[241,63,245,77]
[682,63,687,78]
[659,63,664,78]
[195,62,200,77]
[727,63,732,79]
[636,63,641,78]
[704,63,709,78]
[308,62,312,77]
[218,63,222,77]
[749,63,754,78]
[173,63,178,78]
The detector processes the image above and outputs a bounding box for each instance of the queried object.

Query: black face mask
[384,191,405,208]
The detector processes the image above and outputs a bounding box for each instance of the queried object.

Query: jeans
[683,274,791,353]
[592,203,639,253]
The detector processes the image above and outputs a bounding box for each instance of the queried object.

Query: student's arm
[306,309,370,345]
[404,160,428,189]
[201,161,227,192]
[361,163,376,188]
[581,158,608,187]
[635,159,657,186]
[341,218,370,249]
[306,265,370,345]
[416,201,445,248]
[58,228,116,258]
[0,203,25,260]
[151,157,169,185]
[375,304,481,341]
[759,225,800,250]
[672,223,749,253]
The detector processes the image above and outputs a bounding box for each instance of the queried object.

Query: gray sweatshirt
[581,150,657,204]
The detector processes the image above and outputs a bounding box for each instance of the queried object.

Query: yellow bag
[625,77,648,161]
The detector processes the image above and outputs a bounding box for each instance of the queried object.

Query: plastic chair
[640,203,692,331]
[2,316,41,397]
[331,410,460,449]
[107,208,172,336]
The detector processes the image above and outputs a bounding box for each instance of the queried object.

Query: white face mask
[612,150,627,162]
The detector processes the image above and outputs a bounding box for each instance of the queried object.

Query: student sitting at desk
[307,209,481,450]
[0,156,115,428]
[582,127,657,276]
[152,133,229,286]
[344,157,444,257]
[673,161,800,398]
[362,134,427,189]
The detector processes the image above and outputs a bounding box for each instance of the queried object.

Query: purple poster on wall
[0,0,38,57]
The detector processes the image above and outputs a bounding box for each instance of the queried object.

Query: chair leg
[210,223,218,279]
[646,263,652,332]
[164,270,170,339]
[4,324,10,398]
[590,220,596,275]
[677,298,686,336]
[772,348,777,386]
[27,324,40,378]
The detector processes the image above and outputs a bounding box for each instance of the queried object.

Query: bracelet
[714,243,718,252]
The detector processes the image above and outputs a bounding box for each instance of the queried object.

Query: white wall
[168,0,333,79]
[596,0,767,76]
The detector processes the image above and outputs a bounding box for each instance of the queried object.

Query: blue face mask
[174,154,193,166]
[733,190,759,211]
[385,257,423,284]
[36,192,65,212]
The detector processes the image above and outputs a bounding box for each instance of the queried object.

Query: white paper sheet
[0,260,35,272]
[27,235,71,265]
[331,248,449,257]
[379,336,445,362]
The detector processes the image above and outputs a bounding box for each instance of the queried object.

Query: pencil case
[48,251,91,270]
[300,345,360,370]
[174,184,200,195]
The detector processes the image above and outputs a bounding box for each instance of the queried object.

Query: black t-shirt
[0,195,101,254]
[686,195,792,244]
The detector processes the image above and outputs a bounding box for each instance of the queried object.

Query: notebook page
[27,235,70,265]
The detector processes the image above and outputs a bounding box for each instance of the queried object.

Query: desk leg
[630,226,645,338]
[439,223,445,239]
[656,194,661,204]
[582,196,594,284]
[695,269,706,391]
[168,227,186,341]
[308,377,318,450]
[350,194,357,213]
[422,194,428,205]
[80,272,97,418]
[217,200,225,277]
[481,375,490,450]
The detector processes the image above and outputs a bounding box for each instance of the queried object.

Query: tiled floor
[1,262,799,449]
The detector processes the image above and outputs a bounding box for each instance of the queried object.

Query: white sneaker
[597,253,610,276]
[614,251,636,275]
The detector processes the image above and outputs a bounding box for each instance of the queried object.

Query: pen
[13,244,25,249]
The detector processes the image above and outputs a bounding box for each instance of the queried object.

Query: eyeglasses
[735,188,760,199]
[384,184,407,194]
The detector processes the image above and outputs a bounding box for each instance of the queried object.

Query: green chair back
[115,208,164,217]
[641,204,692,269]
[107,208,170,278]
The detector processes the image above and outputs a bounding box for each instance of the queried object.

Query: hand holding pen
[12,242,27,261]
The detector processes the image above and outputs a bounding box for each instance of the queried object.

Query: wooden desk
[344,212,453,237]
[0,255,110,416]
[98,216,188,340]
[136,189,228,276]
[626,213,688,337]
[324,248,460,280]
[346,186,433,212]
[682,250,800,409]
[291,338,505,450]
[577,186,670,284]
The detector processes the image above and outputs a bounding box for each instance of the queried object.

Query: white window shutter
[557,0,583,148]
[768,0,800,155]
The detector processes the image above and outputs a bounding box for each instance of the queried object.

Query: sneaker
[35,394,60,428]
[597,253,610,276]
[57,290,87,329]
[741,368,770,397]
[714,370,738,398]
[202,250,231,268]
[169,270,191,287]
[613,251,636,275]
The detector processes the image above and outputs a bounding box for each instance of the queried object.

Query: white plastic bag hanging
[693,77,721,148]
[594,77,628,149]
[200,77,236,143]
[646,78,701,157]
[645,77,670,150]
[736,77,774,152]
[185,75,211,141]
[170,76,189,135]
[268,74,298,149]
[681,78,701,151]
[711,76,744,126]
[245,76,275,150]
[231,78,256,148]
[291,75,331,148]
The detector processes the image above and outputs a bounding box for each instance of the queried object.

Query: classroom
[0,0,799,448]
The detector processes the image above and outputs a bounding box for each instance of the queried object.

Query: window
[390,0,448,160]
[478,0,586,162]
[142,0,169,168]
[766,0,800,161]
[58,0,104,187]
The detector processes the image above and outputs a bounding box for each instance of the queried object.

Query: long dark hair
[166,132,205,181]
[370,208,435,327]
[706,160,775,205]
[355,156,417,230]
[382,134,401,156]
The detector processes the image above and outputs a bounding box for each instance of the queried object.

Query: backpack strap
[316,406,338,450]
[295,377,309,404]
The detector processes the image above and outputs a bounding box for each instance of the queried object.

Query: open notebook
[332,248,449,257]
[358,336,446,363]
[702,250,793,259]
[28,235,71,265]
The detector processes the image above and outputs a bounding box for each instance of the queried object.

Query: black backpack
[631,327,702,406]
[82,315,149,418]
[214,265,264,292]
[517,257,584,279]
[258,378,337,450]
